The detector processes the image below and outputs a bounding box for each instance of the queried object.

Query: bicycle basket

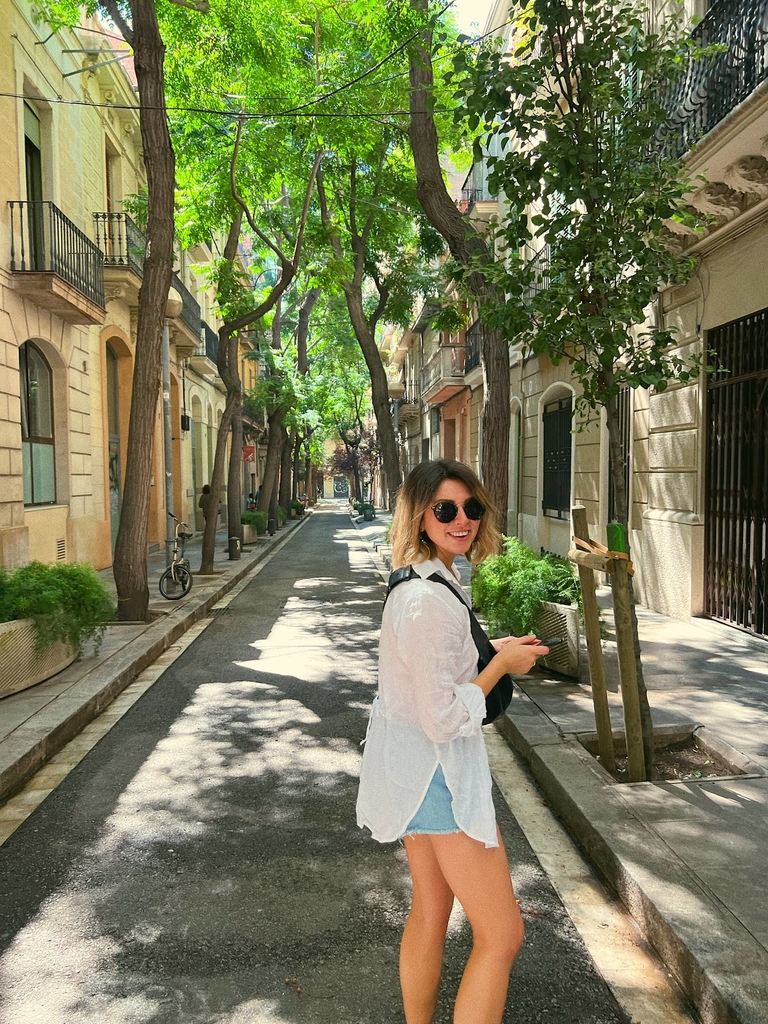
[180,531,194,541]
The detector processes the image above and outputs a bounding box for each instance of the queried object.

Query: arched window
[20,342,56,505]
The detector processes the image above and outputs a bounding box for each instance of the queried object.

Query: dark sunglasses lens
[432,501,458,523]
[465,498,486,520]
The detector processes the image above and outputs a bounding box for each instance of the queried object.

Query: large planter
[535,600,581,678]
[242,524,258,543]
[0,619,77,698]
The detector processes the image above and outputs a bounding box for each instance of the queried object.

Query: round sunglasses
[429,497,486,523]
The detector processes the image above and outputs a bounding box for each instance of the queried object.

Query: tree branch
[101,0,133,46]
[166,0,209,11]
[229,118,290,267]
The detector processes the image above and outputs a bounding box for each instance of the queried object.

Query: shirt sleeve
[391,586,486,743]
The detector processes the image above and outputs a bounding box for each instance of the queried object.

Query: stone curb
[0,517,310,804]
[497,695,768,1024]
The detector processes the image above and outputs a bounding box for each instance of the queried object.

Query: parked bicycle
[159,512,193,599]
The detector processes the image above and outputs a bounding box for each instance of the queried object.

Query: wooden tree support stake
[570,506,615,774]
[606,521,646,783]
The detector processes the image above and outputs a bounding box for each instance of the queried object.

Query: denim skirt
[403,764,460,836]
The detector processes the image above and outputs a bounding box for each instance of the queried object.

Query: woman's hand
[490,635,539,652]
[493,637,548,675]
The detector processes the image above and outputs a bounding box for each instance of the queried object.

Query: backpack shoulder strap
[426,572,495,661]
[384,565,418,604]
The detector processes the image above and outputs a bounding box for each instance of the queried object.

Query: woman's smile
[422,479,481,568]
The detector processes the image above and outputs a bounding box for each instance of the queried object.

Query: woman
[356,459,547,1024]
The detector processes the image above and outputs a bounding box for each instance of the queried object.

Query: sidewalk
[353,509,768,1024]
[0,515,310,804]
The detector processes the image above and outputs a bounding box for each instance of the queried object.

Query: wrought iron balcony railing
[199,321,219,364]
[465,320,483,373]
[460,161,496,210]
[93,212,146,276]
[9,201,105,308]
[656,0,768,159]
[171,271,201,339]
[522,247,551,302]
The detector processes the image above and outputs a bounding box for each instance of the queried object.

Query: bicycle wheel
[159,564,193,600]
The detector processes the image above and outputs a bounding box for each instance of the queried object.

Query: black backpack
[386,566,514,726]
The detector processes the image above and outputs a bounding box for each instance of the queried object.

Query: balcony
[189,321,219,375]
[8,201,105,324]
[656,0,768,160]
[398,388,421,423]
[464,320,483,383]
[421,344,466,404]
[169,271,202,356]
[93,211,145,304]
[460,162,498,223]
[522,247,551,302]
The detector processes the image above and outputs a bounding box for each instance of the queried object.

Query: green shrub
[241,510,267,535]
[277,506,287,525]
[291,499,304,515]
[472,537,581,637]
[0,561,115,655]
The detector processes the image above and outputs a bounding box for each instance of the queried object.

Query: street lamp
[163,287,183,564]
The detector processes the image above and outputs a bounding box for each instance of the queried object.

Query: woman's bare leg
[401,835,456,1024]
[431,828,524,1024]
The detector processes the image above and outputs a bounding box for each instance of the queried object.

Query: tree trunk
[258,407,286,515]
[605,388,655,777]
[278,424,292,513]
[199,382,235,574]
[227,384,243,556]
[343,288,401,508]
[113,0,175,621]
[292,433,303,501]
[408,0,509,527]
[480,326,511,528]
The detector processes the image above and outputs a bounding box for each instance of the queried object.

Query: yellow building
[0,1,235,571]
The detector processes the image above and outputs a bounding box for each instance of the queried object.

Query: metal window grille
[542,396,572,519]
[705,306,768,637]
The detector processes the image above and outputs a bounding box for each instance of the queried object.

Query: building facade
[384,0,767,642]
[0,1,245,572]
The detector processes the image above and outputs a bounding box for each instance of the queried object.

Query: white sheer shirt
[356,556,498,849]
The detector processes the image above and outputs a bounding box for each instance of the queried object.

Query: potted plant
[290,499,304,519]
[360,503,376,522]
[277,506,288,528]
[472,537,582,677]
[0,561,115,698]
[241,510,267,543]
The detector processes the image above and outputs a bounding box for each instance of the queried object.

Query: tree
[406,0,512,527]
[164,0,324,570]
[456,0,709,777]
[39,0,209,620]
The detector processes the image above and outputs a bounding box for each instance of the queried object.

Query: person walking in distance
[357,459,547,1024]
[198,484,214,524]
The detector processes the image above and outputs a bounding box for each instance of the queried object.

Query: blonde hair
[390,460,501,568]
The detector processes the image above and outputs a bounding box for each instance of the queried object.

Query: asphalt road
[0,506,630,1024]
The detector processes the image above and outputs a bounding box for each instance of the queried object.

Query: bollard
[268,518,276,536]
[228,536,241,560]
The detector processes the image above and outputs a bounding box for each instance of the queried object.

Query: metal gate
[705,307,768,637]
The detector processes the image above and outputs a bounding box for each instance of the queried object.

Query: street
[0,506,633,1024]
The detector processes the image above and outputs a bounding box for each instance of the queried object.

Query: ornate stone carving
[723,155,768,197]
[690,183,745,223]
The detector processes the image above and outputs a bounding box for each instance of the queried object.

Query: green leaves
[452,0,708,415]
